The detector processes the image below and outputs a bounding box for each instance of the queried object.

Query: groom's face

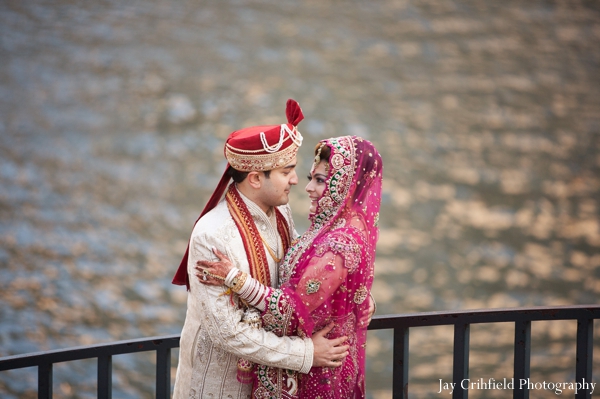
[256,156,299,209]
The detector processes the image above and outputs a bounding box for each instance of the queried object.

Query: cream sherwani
[172,191,314,399]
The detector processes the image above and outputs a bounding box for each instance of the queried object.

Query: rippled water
[1,1,599,398]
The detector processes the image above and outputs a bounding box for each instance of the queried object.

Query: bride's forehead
[310,160,329,174]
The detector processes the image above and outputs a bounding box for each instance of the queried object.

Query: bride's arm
[195,247,347,313]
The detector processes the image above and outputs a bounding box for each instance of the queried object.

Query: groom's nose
[289,169,298,185]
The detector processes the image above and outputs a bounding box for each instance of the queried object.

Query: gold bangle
[231,271,248,293]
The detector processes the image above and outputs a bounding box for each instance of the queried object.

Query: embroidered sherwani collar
[235,185,280,242]
[232,185,283,287]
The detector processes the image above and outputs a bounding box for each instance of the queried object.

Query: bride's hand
[195,247,234,286]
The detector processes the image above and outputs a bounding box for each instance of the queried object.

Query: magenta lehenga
[233,136,382,398]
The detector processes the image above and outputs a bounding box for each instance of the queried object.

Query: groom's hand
[311,323,349,368]
[366,294,376,324]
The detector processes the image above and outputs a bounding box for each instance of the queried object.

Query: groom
[171,99,349,399]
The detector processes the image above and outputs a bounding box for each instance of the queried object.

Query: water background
[1,1,599,398]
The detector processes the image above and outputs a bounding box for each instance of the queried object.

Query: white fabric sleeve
[299,337,314,374]
[189,233,313,371]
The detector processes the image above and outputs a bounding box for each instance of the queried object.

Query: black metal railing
[368,305,599,399]
[0,335,180,399]
[1,305,598,399]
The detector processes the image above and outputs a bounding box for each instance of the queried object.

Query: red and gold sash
[225,184,291,288]
[226,184,292,384]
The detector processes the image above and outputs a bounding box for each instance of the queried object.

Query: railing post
[156,347,171,399]
[513,320,531,399]
[98,354,112,399]
[393,327,409,399]
[452,323,470,399]
[575,318,593,399]
[38,362,52,399]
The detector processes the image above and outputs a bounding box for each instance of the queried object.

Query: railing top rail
[369,304,600,330]
[0,334,180,372]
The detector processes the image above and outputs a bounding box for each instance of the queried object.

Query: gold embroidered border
[225,142,299,172]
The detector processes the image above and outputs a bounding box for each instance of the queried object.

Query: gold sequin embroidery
[354,286,368,304]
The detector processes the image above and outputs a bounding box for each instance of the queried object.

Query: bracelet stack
[237,278,267,311]
[231,271,248,293]
[224,268,268,311]
[225,268,240,287]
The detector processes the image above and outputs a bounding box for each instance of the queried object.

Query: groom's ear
[246,171,262,189]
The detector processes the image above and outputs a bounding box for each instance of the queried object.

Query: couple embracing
[171,99,383,399]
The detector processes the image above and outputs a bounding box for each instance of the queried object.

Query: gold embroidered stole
[225,185,290,288]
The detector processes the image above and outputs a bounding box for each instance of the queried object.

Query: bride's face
[305,160,328,215]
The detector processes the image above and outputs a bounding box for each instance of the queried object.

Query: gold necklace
[260,234,282,263]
